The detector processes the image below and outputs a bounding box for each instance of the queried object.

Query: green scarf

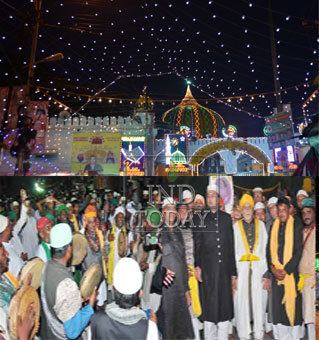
[41,241,52,261]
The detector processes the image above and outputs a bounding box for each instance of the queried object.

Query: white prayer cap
[70,197,77,203]
[152,190,159,195]
[182,190,193,201]
[66,203,72,209]
[105,189,112,193]
[207,184,218,193]
[267,197,278,207]
[12,201,19,207]
[114,206,125,218]
[142,190,149,195]
[50,223,72,248]
[253,187,263,193]
[162,197,176,208]
[254,202,266,210]
[113,192,120,198]
[296,190,308,198]
[0,215,9,233]
[113,258,143,295]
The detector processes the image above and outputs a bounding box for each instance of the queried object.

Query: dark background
[0,0,317,136]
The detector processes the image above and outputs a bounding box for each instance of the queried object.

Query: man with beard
[157,197,194,340]
[41,223,97,339]
[194,184,237,340]
[178,190,200,340]
[106,207,128,301]
[0,238,36,340]
[252,187,264,204]
[266,197,278,234]
[298,198,316,340]
[35,217,53,262]
[267,197,303,340]
[0,192,28,277]
[233,194,269,340]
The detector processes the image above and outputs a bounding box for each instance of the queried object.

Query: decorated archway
[189,139,272,175]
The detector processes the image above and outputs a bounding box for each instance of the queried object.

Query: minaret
[165,135,171,165]
[134,87,155,175]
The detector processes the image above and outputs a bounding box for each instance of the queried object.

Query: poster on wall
[26,101,49,153]
[71,132,121,175]
[164,134,190,174]
[7,86,27,130]
[0,87,9,128]
[120,136,145,176]
[208,176,234,214]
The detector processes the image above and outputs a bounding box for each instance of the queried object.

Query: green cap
[56,205,69,216]
[46,213,57,224]
[145,207,162,227]
[7,211,17,221]
[302,198,315,209]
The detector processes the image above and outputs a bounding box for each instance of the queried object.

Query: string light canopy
[162,83,226,138]
[0,0,317,132]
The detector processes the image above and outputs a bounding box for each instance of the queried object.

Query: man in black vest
[90,257,159,340]
[41,223,97,340]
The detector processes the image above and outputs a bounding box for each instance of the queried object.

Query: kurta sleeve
[13,203,28,235]
[227,215,237,277]
[63,304,94,340]
[284,220,303,275]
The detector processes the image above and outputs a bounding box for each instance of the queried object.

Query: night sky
[0,0,317,137]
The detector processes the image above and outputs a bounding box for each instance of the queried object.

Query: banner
[7,86,27,130]
[71,132,121,175]
[26,101,49,153]
[208,176,234,214]
[164,134,190,175]
[0,87,9,128]
[120,136,145,176]
[264,105,294,148]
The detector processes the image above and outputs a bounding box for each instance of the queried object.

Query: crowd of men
[0,182,316,340]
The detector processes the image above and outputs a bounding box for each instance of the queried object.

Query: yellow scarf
[4,271,19,289]
[238,219,260,262]
[188,265,202,317]
[69,214,79,233]
[270,215,296,326]
[107,224,126,285]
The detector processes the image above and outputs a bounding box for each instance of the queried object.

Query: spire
[181,84,198,105]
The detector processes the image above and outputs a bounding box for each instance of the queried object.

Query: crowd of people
[0,181,316,340]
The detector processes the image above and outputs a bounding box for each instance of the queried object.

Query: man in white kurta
[299,198,316,340]
[19,206,38,259]
[233,194,269,340]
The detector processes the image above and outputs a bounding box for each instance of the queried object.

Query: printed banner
[208,176,234,214]
[120,136,145,176]
[164,134,188,166]
[0,87,9,128]
[71,132,121,175]
[7,86,27,130]
[27,101,49,153]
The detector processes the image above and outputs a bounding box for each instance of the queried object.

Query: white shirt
[0,307,9,340]
[35,243,51,263]
[2,241,24,278]
[20,215,38,259]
